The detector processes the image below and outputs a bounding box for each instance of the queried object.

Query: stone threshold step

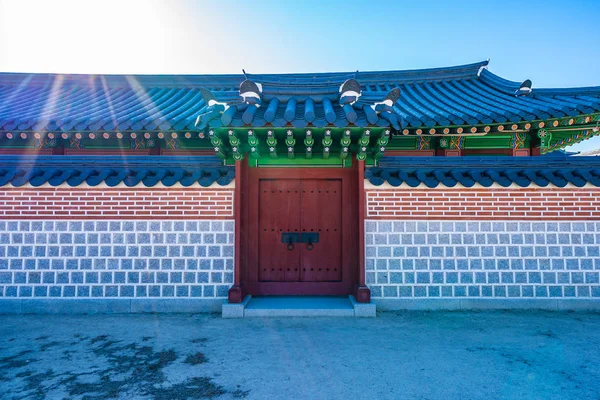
[222,295,376,318]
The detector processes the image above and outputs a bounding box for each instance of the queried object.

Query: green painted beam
[254,155,352,167]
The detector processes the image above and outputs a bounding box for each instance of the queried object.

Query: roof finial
[339,78,362,105]
[515,79,533,96]
[354,70,359,79]
[242,69,248,79]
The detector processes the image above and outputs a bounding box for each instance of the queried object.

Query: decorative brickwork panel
[0,188,233,219]
[0,220,234,298]
[365,220,600,299]
[366,188,600,220]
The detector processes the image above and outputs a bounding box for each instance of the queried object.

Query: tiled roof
[0,60,599,132]
[366,156,600,187]
[0,156,234,187]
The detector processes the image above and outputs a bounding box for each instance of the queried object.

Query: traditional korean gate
[245,167,356,296]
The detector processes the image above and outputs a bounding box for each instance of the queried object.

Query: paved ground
[0,311,599,400]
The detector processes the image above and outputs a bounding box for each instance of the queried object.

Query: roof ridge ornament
[515,79,533,96]
[371,88,401,113]
[339,78,362,105]
[239,79,263,107]
[198,88,229,112]
[477,59,490,76]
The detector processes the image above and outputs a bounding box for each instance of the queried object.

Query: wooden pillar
[355,159,371,303]
[436,148,462,156]
[513,149,530,156]
[228,159,243,303]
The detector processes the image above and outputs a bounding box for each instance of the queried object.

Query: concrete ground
[0,311,599,400]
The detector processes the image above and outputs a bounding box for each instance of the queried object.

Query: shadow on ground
[0,315,247,400]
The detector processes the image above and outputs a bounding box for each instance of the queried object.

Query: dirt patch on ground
[0,330,242,399]
[185,352,208,366]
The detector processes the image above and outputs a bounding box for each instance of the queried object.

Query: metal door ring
[287,243,295,251]
[306,243,314,251]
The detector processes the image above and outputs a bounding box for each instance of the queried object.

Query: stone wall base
[0,299,225,314]
[375,298,600,311]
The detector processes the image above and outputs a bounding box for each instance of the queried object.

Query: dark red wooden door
[258,179,301,282]
[258,179,342,283]
[300,180,342,282]
[246,167,356,296]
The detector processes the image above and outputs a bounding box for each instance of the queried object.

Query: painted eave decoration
[0,60,599,160]
[0,156,234,187]
[366,156,600,188]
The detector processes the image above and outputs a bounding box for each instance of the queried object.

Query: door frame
[238,163,359,297]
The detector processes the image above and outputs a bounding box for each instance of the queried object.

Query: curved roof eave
[479,68,600,96]
[0,60,490,88]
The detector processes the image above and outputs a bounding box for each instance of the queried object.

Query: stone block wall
[0,220,234,300]
[365,184,600,307]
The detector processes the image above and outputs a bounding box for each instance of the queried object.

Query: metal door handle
[281,232,299,250]
[306,239,314,251]
[301,232,319,250]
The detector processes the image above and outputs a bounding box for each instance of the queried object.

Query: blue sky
[0,0,599,150]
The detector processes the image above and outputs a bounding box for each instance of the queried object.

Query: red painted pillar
[355,159,371,303]
[228,160,243,303]
[436,148,462,156]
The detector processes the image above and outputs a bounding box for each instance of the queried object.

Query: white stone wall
[366,221,600,300]
[0,220,234,299]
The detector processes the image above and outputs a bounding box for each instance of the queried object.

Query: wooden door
[258,179,301,282]
[246,168,356,296]
[300,179,342,282]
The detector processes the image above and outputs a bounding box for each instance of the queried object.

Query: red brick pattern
[366,188,600,220]
[0,188,234,219]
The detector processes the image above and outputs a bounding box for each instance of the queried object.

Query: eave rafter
[0,113,598,158]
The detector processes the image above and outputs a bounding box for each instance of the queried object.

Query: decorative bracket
[209,130,226,159]
[356,129,370,160]
[374,129,390,159]
[537,128,551,150]
[285,129,296,159]
[322,129,332,159]
[266,130,277,158]
[247,130,260,159]
[228,130,244,160]
[340,129,351,160]
[304,130,314,159]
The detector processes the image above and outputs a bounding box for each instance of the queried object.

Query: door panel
[246,166,356,296]
[300,180,342,282]
[258,179,301,282]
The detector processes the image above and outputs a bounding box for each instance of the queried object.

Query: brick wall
[366,187,600,220]
[0,187,234,219]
